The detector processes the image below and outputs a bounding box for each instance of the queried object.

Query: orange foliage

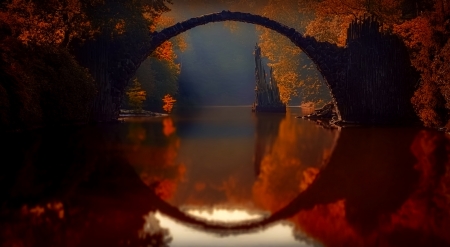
[394,16,435,74]
[257,0,305,103]
[153,41,178,61]
[305,0,401,46]
[252,114,337,211]
[302,0,450,127]
[0,0,94,46]
[393,2,450,127]
[151,15,187,59]
[162,94,176,113]
[124,121,185,201]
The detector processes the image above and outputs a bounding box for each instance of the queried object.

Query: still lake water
[1,106,449,247]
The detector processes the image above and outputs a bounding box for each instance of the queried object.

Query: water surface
[1,107,449,247]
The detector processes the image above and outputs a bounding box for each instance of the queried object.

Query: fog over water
[165,3,260,106]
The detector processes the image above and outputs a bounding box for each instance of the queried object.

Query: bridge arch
[141,11,344,117]
[118,12,417,125]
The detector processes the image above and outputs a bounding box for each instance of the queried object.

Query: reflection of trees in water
[124,117,185,200]
[131,127,450,247]
[287,128,450,247]
[0,123,178,247]
[252,112,338,212]
[1,201,172,247]
[1,123,450,247]
[0,171,173,247]
[253,113,285,175]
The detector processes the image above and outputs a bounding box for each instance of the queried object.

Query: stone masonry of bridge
[116,11,417,125]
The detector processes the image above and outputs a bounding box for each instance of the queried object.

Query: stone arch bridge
[113,11,417,124]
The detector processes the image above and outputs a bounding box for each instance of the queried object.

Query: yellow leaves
[276,69,301,103]
[126,78,147,110]
[258,28,302,104]
[162,94,176,113]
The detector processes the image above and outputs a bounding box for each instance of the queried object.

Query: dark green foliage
[0,0,174,128]
[142,57,178,109]
[72,0,174,121]
[124,57,179,111]
[0,33,96,131]
[35,46,96,124]
[126,78,146,110]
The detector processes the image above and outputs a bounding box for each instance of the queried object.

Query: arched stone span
[142,10,344,116]
[113,13,416,125]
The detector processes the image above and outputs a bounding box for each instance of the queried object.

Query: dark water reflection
[0,107,449,247]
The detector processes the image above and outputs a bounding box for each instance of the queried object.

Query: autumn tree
[67,0,174,121]
[0,0,96,130]
[126,78,147,111]
[256,0,331,105]
[125,118,185,201]
[0,0,175,129]
[132,15,184,112]
[303,0,402,46]
[394,1,450,127]
[0,0,94,47]
[162,94,176,113]
[301,0,449,127]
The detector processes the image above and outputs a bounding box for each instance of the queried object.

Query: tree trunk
[73,35,117,122]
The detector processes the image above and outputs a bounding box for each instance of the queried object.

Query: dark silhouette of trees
[0,0,175,130]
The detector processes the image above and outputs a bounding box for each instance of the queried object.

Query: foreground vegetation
[0,0,176,131]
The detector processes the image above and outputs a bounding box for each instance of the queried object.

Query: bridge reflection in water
[0,107,449,247]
